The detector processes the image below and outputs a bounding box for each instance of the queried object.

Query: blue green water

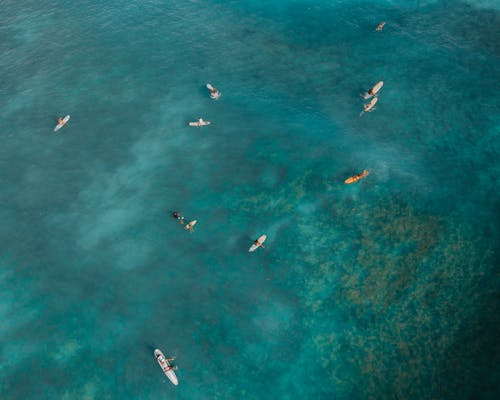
[1,0,499,399]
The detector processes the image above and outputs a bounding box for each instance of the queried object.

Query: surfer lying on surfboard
[363,81,383,99]
[206,83,221,100]
[54,115,70,132]
[344,170,369,184]
[376,22,386,31]
[360,97,378,116]
[364,97,378,112]
[253,239,265,248]
[249,235,267,252]
[188,118,211,127]
[185,220,197,232]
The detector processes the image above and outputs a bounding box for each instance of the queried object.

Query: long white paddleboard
[154,349,178,386]
[363,81,383,99]
[206,83,221,100]
[188,120,211,127]
[54,115,70,132]
[249,234,267,252]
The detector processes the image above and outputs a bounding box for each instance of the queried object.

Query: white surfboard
[206,83,221,100]
[54,115,70,132]
[364,96,378,112]
[188,120,211,127]
[154,349,178,386]
[185,220,197,230]
[249,234,267,252]
[363,81,383,99]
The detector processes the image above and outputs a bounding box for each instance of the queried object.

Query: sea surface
[1,1,499,399]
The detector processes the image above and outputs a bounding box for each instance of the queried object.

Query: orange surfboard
[344,170,369,184]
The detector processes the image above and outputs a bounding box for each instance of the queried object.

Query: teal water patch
[0,1,499,399]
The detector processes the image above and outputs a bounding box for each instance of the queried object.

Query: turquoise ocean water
[1,0,499,399]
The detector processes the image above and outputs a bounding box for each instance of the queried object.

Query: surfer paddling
[54,115,70,132]
[249,234,267,252]
[364,97,378,112]
[364,81,383,99]
[189,118,211,127]
[185,220,197,232]
[376,22,386,31]
[206,83,221,100]
[360,97,378,116]
[344,170,369,184]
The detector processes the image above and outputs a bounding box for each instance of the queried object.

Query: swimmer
[172,211,185,224]
[376,22,386,31]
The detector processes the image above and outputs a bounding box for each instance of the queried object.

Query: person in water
[173,211,185,224]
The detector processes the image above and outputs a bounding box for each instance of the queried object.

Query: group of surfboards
[187,83,221,127]
[155,22,385,387]
[361,80,384,115]
[177,84,269,254]
[359,22,386,116]
[347,22,386,183]
[51,23,387,386]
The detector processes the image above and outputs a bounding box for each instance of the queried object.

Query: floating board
[154,349,178,386]
[185,220,197,230]
[206,83,221,100]
[249,234,267,252]
[344,170,369,184]
[363,97,378,112]
[363,81,383,99]
[188,120,211,127]
[54,115,70,132]
[376,22,386,31]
